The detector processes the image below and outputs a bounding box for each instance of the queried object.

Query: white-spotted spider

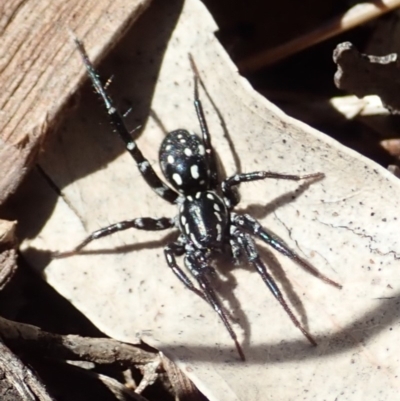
[60,39,341,361]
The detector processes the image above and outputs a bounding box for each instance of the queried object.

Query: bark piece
[0,0,151,205]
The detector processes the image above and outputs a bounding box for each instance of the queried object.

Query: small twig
[0,315,156,366]
[135,356,161,394]
[77,367,150,401]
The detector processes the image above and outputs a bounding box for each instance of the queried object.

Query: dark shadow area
[256,244,311,331]
[238,173,324,220]
[206,252,252,349]
[0,255,105,337]
[15,357,176,401]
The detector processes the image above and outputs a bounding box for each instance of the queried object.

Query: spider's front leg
[189,55,219,189]
[75,38,179,204]
[222,170,324,208]
[54,217,174,257]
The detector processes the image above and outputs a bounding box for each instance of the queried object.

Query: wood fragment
[0,339,55,401]
[0,0,151,205]
[0,316,157,366]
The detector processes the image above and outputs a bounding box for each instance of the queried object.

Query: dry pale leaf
[18,1,400,400]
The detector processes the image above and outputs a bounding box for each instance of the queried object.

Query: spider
[61,39,341,361]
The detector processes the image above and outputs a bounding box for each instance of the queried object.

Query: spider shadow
[212,238,312,353]
[206,252,252,349]
[254,244,310,332]
[164,291,400,364]
[22,224,254,353]
[238,173,324,220]
[22,230,179,276]
[227,175,328,344]
[72,231,254,351]
[195,68,243,175]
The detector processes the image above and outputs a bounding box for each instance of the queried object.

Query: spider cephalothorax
[62,39,341,361]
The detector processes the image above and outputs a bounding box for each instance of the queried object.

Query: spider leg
[188,55,219,188]
[232,213,342,288]
[185,251,245,361]
[229,235,242,265]
[232,228,317,346]
[222,171,324,208]
[54,217,174,257]
[74,38,179,204]
[164,242,207,301]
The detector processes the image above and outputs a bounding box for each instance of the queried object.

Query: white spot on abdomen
[216,224,222,240]
[190,165,199,179]
[173,173,182,186]
[184,148,192,156]
[214,212,222,221]
[167,155,174,164]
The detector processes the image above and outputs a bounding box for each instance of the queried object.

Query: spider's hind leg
[232,213,341,289]
[164,241,206,301]
[231,227,317,346]
[185,251,245,361]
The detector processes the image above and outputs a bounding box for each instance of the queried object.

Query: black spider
[62,39,341,361]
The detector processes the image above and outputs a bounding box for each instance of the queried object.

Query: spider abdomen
[179,191,228,250]
[159,129,209,193]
